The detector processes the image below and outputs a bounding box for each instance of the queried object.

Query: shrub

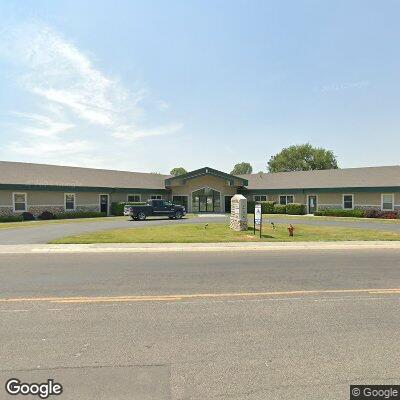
[0,215,23,223]
[247,201,255,214]
[273,204,287,214]
[38,211,55,220]
[21,212,35,221]
[379,211,398,219]
[286,203,306,215]
[363,209,380,218]
[314,209,364,218]
[364,210,398,219]
[111,202,146,216]
[259,201,275,214]
[54,211,106,219]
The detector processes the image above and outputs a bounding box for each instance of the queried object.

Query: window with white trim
[127,194,141,202]
[13,193,27,212]
[254,195,267,202]
[343,194,354,210]
[150,195,162,200]
[279,195,294,205]
[381,194,394,211]
[65,193,75,211]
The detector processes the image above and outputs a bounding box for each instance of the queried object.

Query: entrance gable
[164,167,248,188]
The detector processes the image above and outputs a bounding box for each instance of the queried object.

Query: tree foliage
[170,167,188,176]
[267,144,338,173]
[231,162,253,175]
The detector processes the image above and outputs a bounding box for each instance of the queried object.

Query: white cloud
[315,80,370,93]
[112,123,184,141]
[11,112,74,137]
[7,139,91,156]
[0,21,183,168]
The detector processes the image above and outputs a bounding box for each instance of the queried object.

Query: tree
[170,167,187,176]
[231,162,253,175]
[267,144,338,173]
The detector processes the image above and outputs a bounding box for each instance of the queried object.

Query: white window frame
[342,194,354,210]
[127,194,141,202]
[253,195,267,202]
[64,193,76,211]
[150,194,163,200]
[381,193,394,211]
[279,195,295,205]
[12,192,27,212]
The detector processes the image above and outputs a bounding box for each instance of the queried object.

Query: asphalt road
[1,215,400,244]
[1,250,399,399]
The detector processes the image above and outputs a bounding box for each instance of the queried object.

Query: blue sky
[0,0,399,174]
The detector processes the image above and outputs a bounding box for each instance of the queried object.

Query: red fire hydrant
[288,224,294,237]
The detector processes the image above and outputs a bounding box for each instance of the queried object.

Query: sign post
[254,204,262,238]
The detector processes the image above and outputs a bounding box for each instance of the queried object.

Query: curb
[0,241,400,254]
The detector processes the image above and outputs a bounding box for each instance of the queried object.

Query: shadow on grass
[246,226,275,239]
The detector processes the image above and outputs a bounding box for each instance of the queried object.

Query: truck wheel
[175,211,183,219]
[137,212,146,221]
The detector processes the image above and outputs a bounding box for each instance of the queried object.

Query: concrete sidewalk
[1,241,400,254]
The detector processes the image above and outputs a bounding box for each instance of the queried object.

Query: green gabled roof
[165,167,248,187]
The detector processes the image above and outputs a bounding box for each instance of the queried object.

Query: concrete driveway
[0,214,399,244]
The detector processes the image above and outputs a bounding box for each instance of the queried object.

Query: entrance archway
[192,187,221,213]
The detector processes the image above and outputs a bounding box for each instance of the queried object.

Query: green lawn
[50,222,400,244]
[249,213,400,224]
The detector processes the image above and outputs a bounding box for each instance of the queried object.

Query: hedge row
[37,211,107,220]
[54,211,106,219]
[0,215,24,223]
[0,211,107,223]
[314,209,365,218]
[363,210,398,219]
[248,201,306,215]
[315,208,398,219]
[111,202,147,216]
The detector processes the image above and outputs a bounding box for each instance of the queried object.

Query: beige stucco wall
[110,192,169,203]
[0,190,111,215]
[242,191,400,212]
[244,193,306,204]
[1,187,399,216]
[0,190,110,207]
[316,192,400,210]
[0,190,13,206]
[317,192,389,208]
[170,175,239,212]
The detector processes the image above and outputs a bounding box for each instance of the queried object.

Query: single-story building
[0,161,399,216]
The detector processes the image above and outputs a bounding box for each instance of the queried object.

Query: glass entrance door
[206,196,213,212]
[192,188,221,213]
[199,196,207,212]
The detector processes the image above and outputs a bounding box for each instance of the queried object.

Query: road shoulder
[1,241,400,254]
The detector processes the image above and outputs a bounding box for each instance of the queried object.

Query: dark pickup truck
[124,199,186,220]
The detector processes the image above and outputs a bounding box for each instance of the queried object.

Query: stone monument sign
[230,194,248,231]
